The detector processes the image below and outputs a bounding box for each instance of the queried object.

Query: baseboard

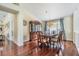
[63,40,73,43]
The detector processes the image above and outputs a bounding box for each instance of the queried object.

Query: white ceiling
[20,3,79,21]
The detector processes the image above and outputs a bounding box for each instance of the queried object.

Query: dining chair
[0,35,5,48]
[56,31,63,55]
[38,34,50,49]
[50,31,63,49]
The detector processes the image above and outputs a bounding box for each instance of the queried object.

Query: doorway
[29,21,42,41]
[0,9,18,55]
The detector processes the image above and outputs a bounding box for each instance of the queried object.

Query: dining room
[27,14,78,56]
[0,3,78,56]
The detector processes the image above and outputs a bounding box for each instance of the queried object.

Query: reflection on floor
[0,40,78,56]
[63,41,79,56]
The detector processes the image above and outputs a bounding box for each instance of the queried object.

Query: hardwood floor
[0,40,78,56]
[62,41,79,56]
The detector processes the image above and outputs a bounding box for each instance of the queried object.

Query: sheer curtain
[60,19,66,40]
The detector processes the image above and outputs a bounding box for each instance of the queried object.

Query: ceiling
[20,3,79,21]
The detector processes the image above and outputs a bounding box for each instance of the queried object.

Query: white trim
[12,39,29,47]
[13,40,24,46]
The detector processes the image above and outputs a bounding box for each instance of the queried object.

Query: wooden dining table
[39,34,58,48]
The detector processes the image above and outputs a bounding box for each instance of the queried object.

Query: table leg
[49,38,51,48]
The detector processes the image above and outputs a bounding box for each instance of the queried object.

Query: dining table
[39,34,58,48]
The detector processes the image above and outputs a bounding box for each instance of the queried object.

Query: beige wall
[23,15,36,42]
[63,15,73,41]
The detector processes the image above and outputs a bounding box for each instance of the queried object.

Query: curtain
[60,18,66,40]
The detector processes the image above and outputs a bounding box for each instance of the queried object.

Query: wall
[73,8,79,51]
[23,15,36,42]
[63,15,73,41]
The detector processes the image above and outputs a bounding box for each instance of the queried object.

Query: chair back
[57,31,63,42]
